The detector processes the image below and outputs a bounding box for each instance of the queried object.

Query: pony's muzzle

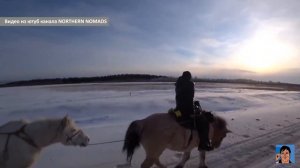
[80,136,89,147]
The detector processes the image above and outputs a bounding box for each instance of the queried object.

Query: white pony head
[59,116,89,147]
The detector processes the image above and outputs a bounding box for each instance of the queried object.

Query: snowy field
[0,82,300,168]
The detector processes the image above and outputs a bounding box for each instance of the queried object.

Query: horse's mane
[201,110,227,130]
[28,118,67,131]
[30,118,62,124]
[214,116,227,130]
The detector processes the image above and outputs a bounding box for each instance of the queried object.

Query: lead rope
[88,139,124,146]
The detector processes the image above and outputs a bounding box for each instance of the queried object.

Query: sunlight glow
[232,25,297,74]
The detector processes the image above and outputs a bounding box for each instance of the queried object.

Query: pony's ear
[62,116,70,128]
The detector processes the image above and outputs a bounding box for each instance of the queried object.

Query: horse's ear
[62,116,69,128]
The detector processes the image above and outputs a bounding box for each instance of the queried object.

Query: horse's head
[60,116,90,147]
[211,116,231,148]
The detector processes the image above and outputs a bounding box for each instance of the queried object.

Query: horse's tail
[122,120,142,162]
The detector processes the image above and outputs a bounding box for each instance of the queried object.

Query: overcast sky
[0,0,300,83]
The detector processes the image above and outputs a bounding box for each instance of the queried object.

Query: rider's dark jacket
[175,72,194,119]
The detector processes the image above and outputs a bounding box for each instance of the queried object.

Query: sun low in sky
[0,0,300,84]
[230,21,299,74]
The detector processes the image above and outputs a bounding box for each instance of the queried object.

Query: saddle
[168,101,215,130]
[0,120,38,161]
[0,120,28,134]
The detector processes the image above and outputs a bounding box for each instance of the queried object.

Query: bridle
[65,129,82,144]
[51,118,82,145]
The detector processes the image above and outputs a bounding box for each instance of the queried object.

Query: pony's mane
[30,118,63,124]
[214,116,227,130]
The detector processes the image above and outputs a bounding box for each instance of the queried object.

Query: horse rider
[175,71,213,151]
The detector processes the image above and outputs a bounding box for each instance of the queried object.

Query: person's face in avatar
[280,149,290,164]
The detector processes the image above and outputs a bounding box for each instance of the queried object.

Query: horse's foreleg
[175,152,190,168]
[199,150,208,168]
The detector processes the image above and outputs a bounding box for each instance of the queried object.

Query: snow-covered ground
[0,82,299,167]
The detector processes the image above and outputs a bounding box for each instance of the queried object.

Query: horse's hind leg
[142,142,166,168]
[175,151,190,168]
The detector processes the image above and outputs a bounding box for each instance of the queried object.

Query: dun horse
[123,113,230,168]
[0,116,89,168]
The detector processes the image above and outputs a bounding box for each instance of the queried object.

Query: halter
[66,130,82,144]
[55,118,82,145]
